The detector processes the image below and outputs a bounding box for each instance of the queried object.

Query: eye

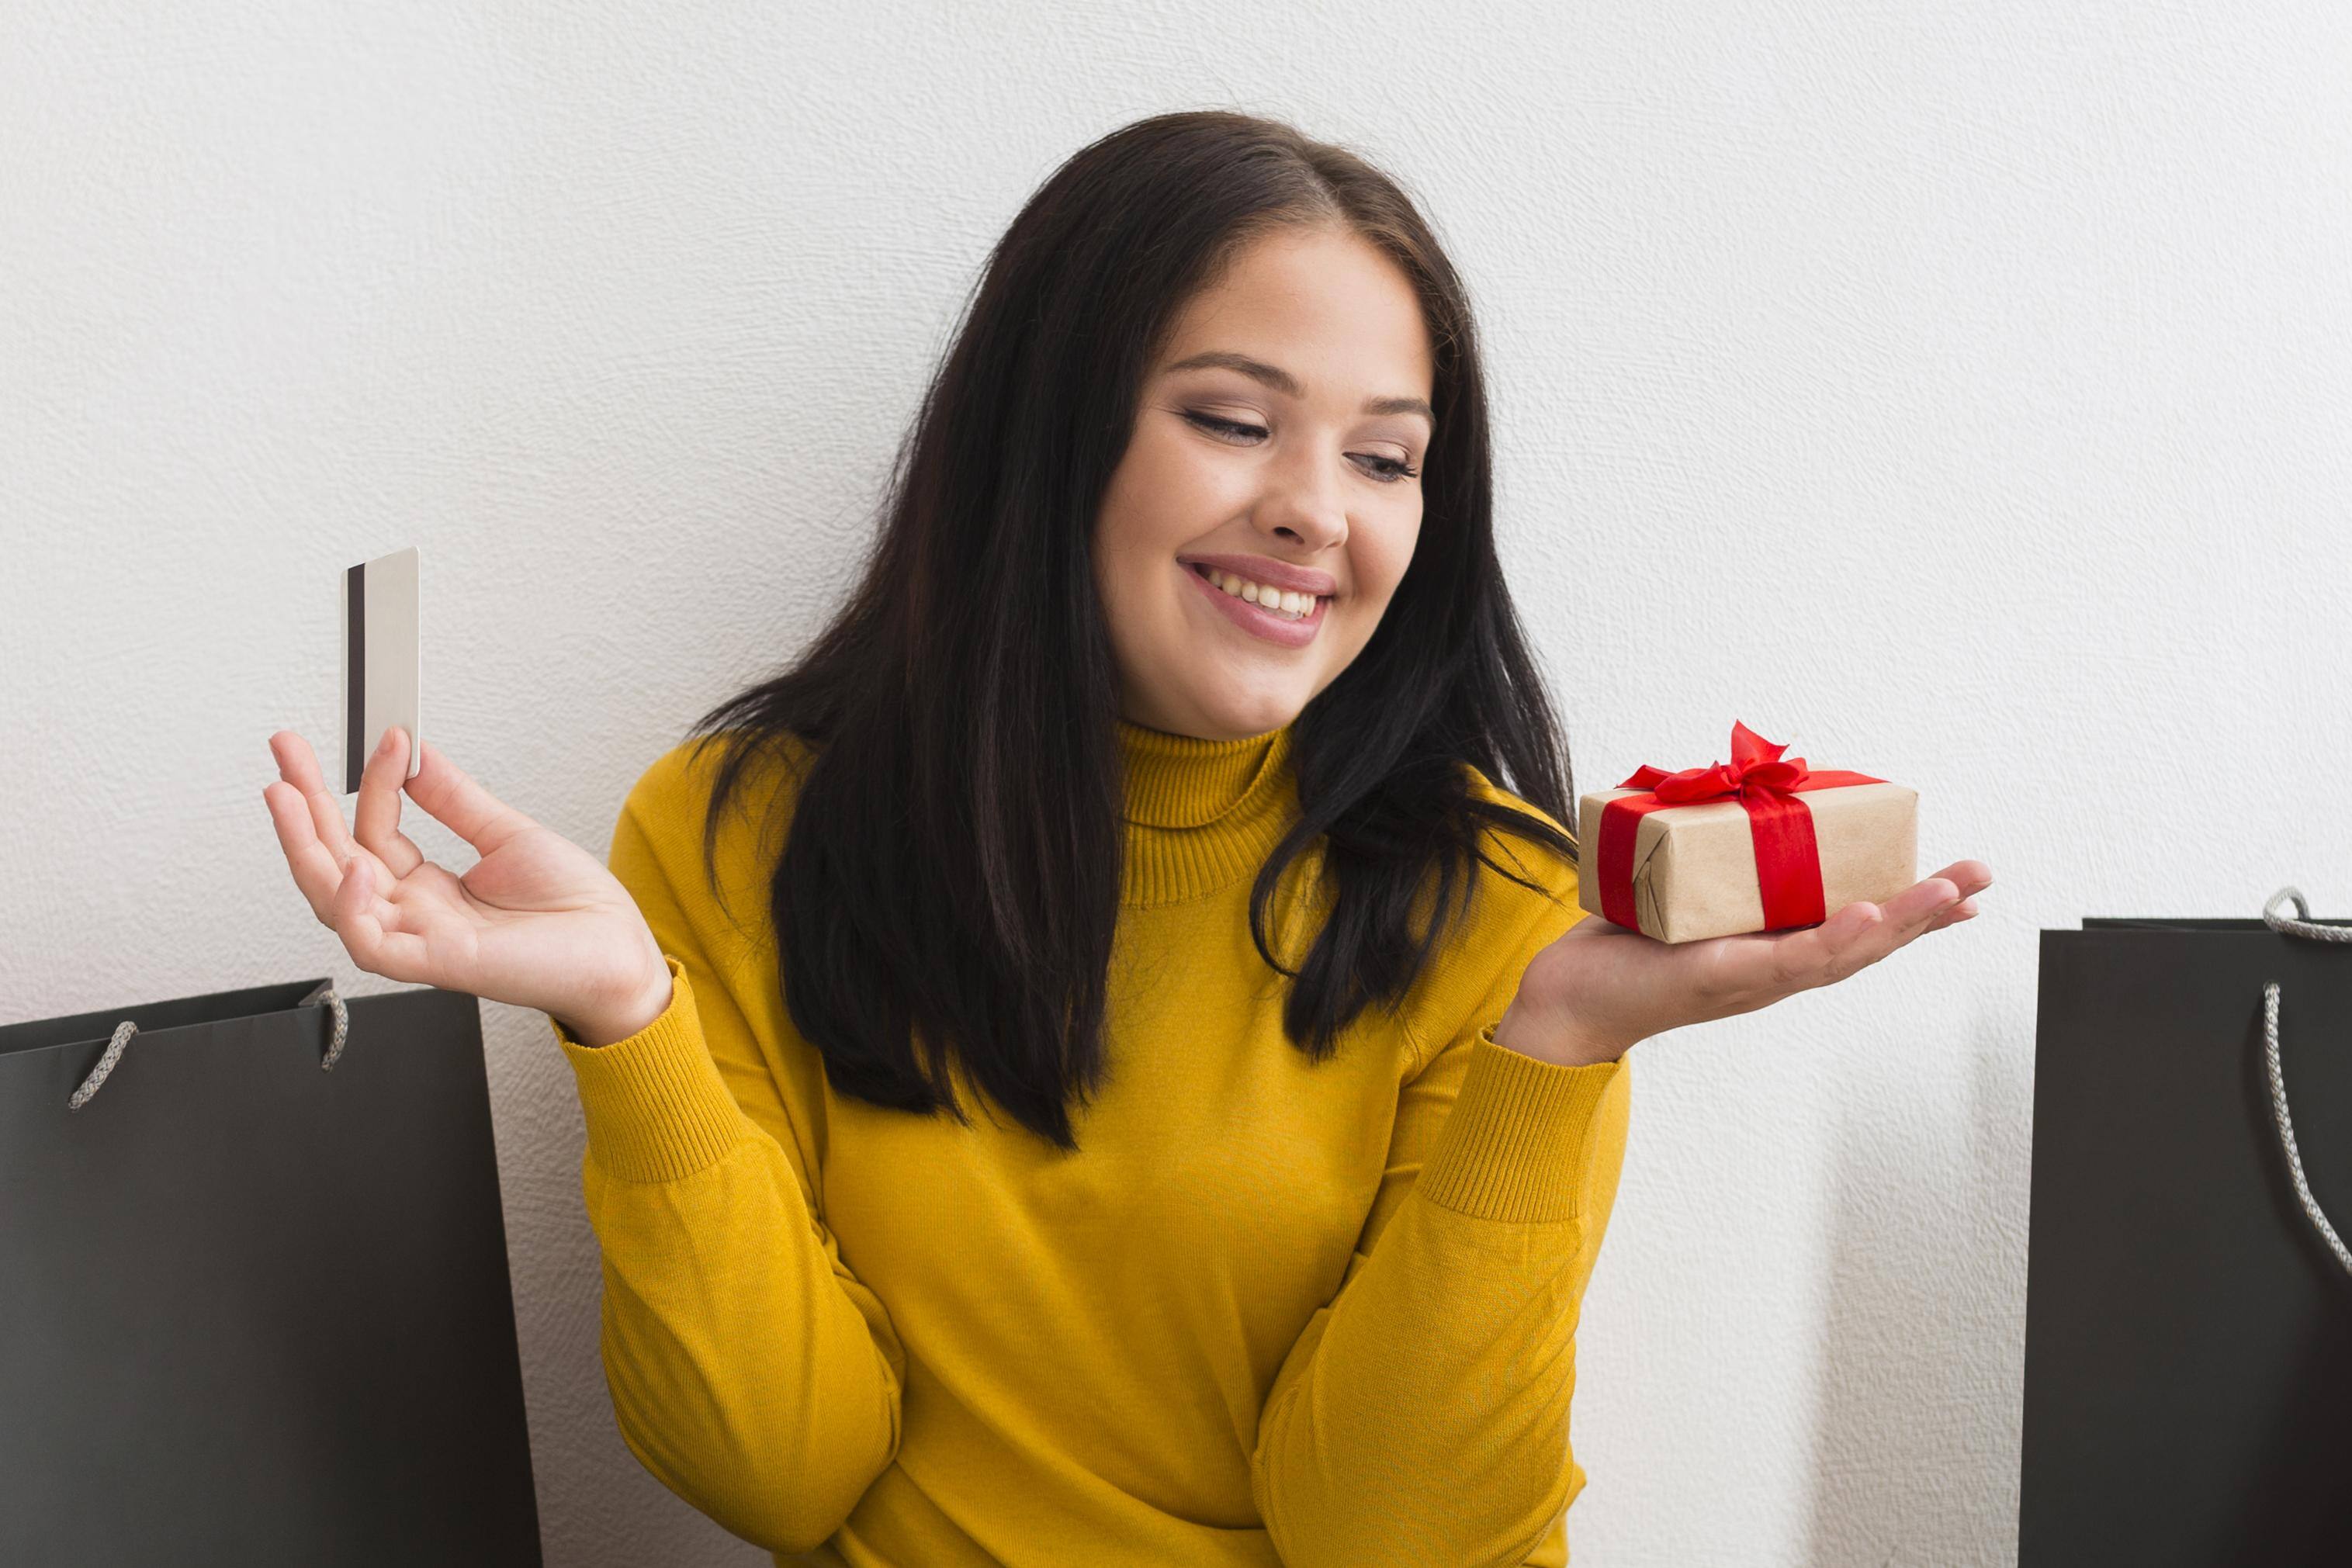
[1353,452,1419,484]
[1179,411,1421,485]
[1181,410,1267,443]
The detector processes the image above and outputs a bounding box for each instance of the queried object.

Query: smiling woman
[538,110,1633,1568]
[1095,229,1433,729]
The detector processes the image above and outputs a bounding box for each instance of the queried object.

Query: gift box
[1575,721,1917,943]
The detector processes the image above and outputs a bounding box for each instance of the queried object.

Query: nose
[1252,444,1349,554]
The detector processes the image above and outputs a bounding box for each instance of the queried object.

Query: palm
[358,826,625,994]
[263,726,664,1023]
[1514,860,1993,1058]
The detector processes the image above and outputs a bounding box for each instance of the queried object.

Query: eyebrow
[1163,351,1435,428]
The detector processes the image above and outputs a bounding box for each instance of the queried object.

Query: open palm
[262,725,667,1026]
[1510,860,1994,1062]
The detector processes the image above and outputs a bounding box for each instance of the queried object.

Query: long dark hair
[681,109,1578,1152]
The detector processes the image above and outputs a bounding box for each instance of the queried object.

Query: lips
[1181,561,1325,649]
[1175,552,1339,598]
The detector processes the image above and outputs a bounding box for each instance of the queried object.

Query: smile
[1181,562,1328,649]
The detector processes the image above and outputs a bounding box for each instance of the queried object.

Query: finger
[1882,874,1977,947]
[1928,859,1993,898]
[1923,894,1981,932]
[1847,877,1966,963]
[269,729,359,864]
[401,739,538,859]
[352,726,426,878]
[1834,884,1966,968]
[1768,902,1887,987]
[1890,874,1965,928]
[262,777,346,926]
[1766,878,1957,988]
[329,855,435,985]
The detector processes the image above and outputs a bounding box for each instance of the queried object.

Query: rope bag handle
[2260,887,2352,1279]
[67,978,351,1111]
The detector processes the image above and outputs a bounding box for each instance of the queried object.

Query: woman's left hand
[1495,860,1994,1067]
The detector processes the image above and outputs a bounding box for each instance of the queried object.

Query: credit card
[340,545,422,794]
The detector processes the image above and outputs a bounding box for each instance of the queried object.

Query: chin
[1190,686,1309,740]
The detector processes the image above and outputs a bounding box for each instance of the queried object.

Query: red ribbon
[1595,720,1883,936]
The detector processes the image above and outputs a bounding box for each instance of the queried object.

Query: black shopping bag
[0,973,542,1566]
[2021,891,2352,1566]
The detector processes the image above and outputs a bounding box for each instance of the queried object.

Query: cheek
[1343,512,1422,625]
[1096,433,1248,602]
[1102,435,1204,556]
[1094,450,1185,623]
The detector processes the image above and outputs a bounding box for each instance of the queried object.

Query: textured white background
[5,3,2347,1564]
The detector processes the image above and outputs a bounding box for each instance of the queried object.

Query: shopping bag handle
[66,979,352,1112]
[2261,887,2352,1279]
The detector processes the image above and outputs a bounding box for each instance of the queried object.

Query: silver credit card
[339,545,422,794]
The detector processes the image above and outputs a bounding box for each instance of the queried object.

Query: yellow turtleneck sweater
[549,718,1633,1567]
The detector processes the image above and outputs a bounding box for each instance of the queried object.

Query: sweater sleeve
[549,767,907,1556]
[1248,887,1633,1568]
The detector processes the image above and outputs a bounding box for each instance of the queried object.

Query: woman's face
[1094,224,1434,740]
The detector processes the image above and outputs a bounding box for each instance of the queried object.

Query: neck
[1114,716,1299,905]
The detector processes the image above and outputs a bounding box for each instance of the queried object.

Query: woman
[265,110,1989,1567]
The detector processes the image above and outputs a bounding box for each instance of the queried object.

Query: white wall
[5,3,2347,1563]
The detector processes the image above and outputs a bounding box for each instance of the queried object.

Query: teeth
[1205,567,1320,621]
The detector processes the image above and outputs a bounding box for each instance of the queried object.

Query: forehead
[1159,227,1433,396]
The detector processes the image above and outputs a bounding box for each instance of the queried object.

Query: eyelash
[1180,411,1421,483]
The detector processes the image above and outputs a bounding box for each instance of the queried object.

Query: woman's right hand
[263,724,672,1040]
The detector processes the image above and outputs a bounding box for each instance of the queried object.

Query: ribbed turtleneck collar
[1116,717,1299,906]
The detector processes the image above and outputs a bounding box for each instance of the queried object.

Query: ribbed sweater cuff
[1416,1023,1625,1223]
[549,955,753,1183]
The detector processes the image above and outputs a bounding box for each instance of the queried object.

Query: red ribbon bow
[1596,721,1883,935]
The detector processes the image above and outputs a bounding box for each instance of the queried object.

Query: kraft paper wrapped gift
[1576,720,1917,943]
